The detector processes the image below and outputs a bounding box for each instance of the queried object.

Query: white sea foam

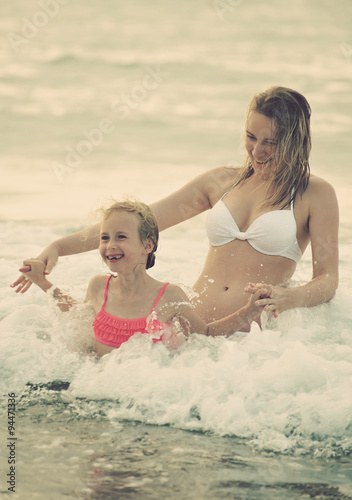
[1,219,351,458]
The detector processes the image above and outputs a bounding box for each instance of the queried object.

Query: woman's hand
[10,244,59,293]
[244,284,274,318]
[244,282,283,318]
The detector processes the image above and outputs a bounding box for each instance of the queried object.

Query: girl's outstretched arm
[161,284,268,337]
[11,224,101,293]
[206,288,267,335]
[19,259,78,312]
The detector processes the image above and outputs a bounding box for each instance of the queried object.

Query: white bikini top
[206,182,302,263]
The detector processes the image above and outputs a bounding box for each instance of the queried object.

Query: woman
[12,86,339,324]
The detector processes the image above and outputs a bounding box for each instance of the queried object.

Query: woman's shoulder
[301,175,339,217]
[307,174,335,188]
[203,166,241,204]
[305,174,337,200]
[206,165,241,182]
[187,165,241,193]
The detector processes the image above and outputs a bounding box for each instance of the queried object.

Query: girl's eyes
[101,235,127,241]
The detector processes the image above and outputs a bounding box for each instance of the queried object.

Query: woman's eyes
[246,134,276,146]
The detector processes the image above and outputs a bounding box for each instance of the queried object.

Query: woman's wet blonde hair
[101,198,159,269]
[237,86,311,208]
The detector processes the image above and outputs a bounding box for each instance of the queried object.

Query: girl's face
[245,111,278,177]
[99,211,151,273]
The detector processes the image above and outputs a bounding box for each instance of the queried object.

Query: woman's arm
[150,167,238,231]
[150,166,237,230]
[252,177,339,316]
[12,166,238,292]
[31,224,100,275]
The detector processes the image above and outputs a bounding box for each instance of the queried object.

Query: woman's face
[245,111,278,176]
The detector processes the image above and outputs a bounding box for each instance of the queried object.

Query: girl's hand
[245,282,279,318]
[13,259,50,293]
[244,284,271,322]
[10,244,59,293]
[11,269,33,293]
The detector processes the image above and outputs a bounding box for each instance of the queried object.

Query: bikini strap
[102,275,113,309]
[150,283,169,312]
[220,179,241,201]
[290,187,295,210]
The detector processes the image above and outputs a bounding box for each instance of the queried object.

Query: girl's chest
[104,293,155,319]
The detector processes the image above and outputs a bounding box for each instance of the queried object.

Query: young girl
[20,199,268,356]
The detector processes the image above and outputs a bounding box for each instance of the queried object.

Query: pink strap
[150,283,169,312]
[102,277,168,313]
[102,275,113,309]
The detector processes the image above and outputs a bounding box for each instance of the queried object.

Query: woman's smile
[253,157,271,166]
[245,111,277,173]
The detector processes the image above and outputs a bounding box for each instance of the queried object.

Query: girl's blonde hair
[101,198,159,269]
[237,86,311,208]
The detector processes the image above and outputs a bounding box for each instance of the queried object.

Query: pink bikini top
[93,276,169,348]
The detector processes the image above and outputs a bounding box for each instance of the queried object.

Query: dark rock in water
[26,380,70,392]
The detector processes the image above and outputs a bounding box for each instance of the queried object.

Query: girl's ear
[143,238,154,254]
[144,238,156,270]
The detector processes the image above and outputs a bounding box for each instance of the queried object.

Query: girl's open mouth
[106,255,123,261]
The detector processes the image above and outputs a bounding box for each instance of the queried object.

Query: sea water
[1,0,352,498]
